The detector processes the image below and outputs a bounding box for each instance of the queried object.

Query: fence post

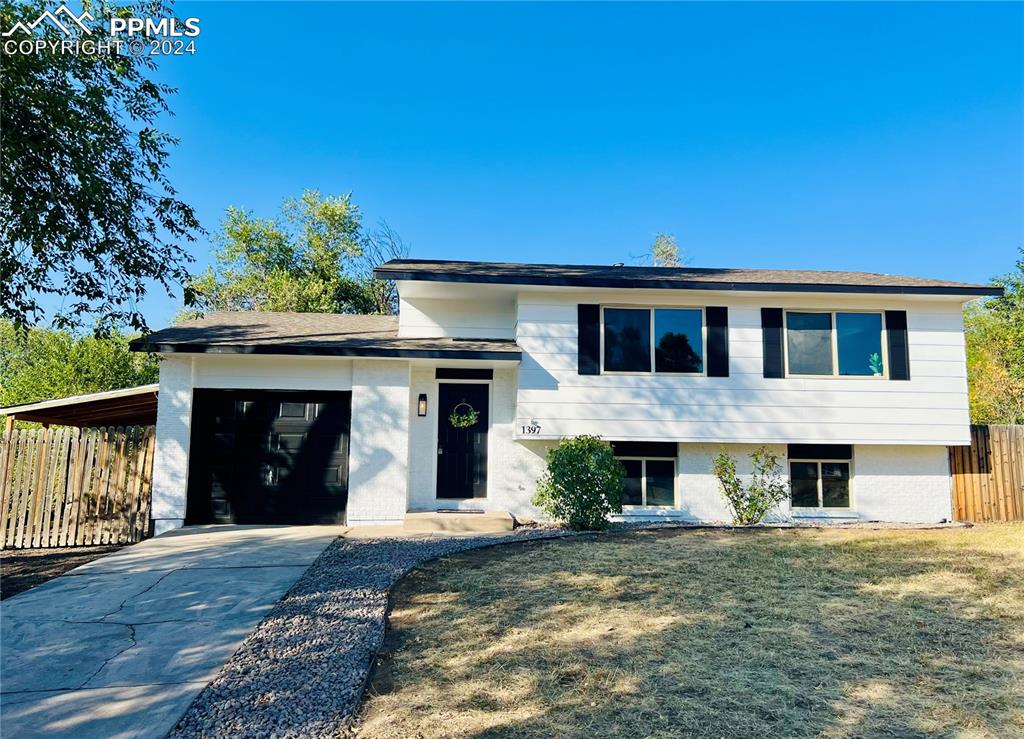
[0,419,14,547]
[28,425,50,548]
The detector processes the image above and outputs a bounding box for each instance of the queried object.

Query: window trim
[599,305,708,376]
[618,456,678,507]
[788,457,855,511]
[783,309,889,379]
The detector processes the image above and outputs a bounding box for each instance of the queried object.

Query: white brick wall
[472,440,953,525]
[673,443,789,523]
[346,360,411,525]
[151,356,193,534]
[407,365,550,519]
[852,445,952,522]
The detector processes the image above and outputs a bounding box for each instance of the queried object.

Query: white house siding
[515,290,970,446]
[338,360,410,526]
[147,284,966,529]
[398,296,516,339]
[151,355,193,534]
[408,364,550,519]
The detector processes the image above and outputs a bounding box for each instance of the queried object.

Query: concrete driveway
[0,525,340,739]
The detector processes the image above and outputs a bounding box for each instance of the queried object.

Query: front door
[436,383,488,499]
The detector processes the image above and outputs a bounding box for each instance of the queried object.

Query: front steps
[403,510,515,534]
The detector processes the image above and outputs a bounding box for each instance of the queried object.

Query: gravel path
[168,527,576,738]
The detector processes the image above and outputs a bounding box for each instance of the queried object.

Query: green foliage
[533,435,624,530]
[189,191,408,316]
[0,0,201,334]
[0,321,159,410]
[447,403,480,429]
[651,233,683,268]
[868,352,883,376]
[964,247,1024,424]
[712,447,788,525]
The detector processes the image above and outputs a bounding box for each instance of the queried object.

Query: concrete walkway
[0,525,341,739]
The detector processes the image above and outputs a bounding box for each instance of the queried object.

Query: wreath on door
[448,400,480,429]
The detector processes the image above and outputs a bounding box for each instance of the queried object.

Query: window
[655,309,703,373]
[836,313,884,376]
[602,307,704,374]
[279,402,307,418]
[785,311,885,377]
[786,312,833,375]
[603,308,650,372]
[619,457,676,506]
[789,459,851,509]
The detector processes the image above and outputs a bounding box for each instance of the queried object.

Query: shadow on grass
[361,527,1024,738]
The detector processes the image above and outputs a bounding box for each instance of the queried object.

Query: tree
[651,233,683,267]
[964,247,1024,424]
[189,191,408,316]
[0,1,201,334]
[0,321,159,409]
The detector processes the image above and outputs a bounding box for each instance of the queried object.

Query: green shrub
[533,435,624,530]
[712,447,788,525]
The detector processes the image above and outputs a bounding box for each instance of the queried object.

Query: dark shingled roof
[375,259,1002,296]
[130,312,521,360]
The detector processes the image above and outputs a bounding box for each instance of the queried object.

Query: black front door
[187,390,351,524]
[436,383,488,499]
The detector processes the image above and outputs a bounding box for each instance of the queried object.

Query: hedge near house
[533,435,624,530]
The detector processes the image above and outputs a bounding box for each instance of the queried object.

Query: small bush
[713,447,788,525]
[533,435,624,530]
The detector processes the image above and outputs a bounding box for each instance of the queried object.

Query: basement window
[790,460,851,509]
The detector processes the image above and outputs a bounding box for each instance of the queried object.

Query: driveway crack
[97,567,180,622]
[78,622,137,689]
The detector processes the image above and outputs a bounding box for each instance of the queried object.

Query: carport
[0,384,159,430]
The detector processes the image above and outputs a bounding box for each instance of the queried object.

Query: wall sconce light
[417,393,428,417]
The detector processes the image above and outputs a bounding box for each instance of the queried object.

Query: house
[132,260,1000,533]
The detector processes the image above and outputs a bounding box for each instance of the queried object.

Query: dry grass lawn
[355,525,1023,738]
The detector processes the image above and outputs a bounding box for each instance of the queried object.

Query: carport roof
[0,385,159,427]
[129,312,522,361]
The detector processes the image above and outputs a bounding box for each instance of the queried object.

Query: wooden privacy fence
[0,426,156,549]
[950,425,1024,523]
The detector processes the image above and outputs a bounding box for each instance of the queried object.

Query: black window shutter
[885,310,910,380]
[705,307,729,377]
[761,308,784,378]
[577,304,600,375]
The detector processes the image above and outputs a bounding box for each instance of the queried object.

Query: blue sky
[138,1,1022,327]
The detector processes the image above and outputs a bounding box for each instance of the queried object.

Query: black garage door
[186,390,351,525]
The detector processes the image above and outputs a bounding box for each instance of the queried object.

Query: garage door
[186,390,351,525]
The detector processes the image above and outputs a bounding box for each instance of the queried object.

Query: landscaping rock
[168,528,574,738]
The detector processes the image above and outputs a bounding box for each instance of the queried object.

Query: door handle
[437,447,443,455]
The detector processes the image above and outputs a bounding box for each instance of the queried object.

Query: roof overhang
[135,342,521,362]
[0,385,159,427]
[376,267,1002,297]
